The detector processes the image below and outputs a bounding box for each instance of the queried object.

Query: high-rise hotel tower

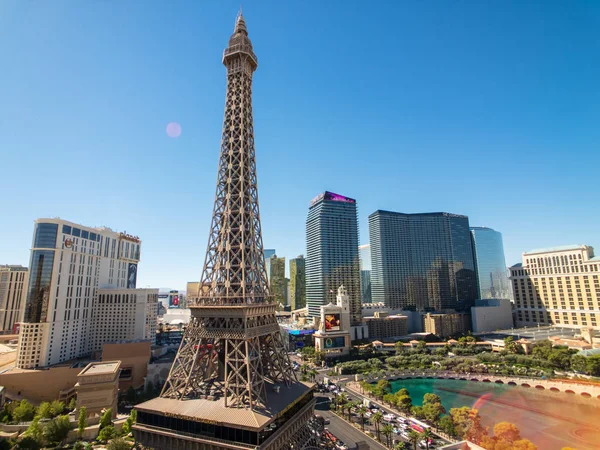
[16,219,156,369]
[306,191,362,325]
[133,13,318,450]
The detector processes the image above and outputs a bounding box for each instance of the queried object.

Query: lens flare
[166,122,182,138]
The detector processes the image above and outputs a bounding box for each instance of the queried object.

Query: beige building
[16,218,157,369]
[424,312,470,338]
[314,286,351,357]
[94,288,158,347]
[0,265,28,332]
[364,311,408,339]
[510,245,600,329]
[75,361,120,419]
[0,341,150,403]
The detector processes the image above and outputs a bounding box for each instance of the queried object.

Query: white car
[371,408,379,414]
[365,412,372,418]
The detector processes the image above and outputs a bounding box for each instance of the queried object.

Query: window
[62,225,72,235]
[81,230,89,239]
[90,232,97,241]
[72,228,81,237]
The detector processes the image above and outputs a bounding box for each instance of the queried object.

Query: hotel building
[0,265,29,332]
[17,218,157,369]
[306,191,361,325]
[510,245,600,329]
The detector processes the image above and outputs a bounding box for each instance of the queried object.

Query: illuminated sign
[324,313,341,332]
[119,232,141,243]
[310,191,356,207]
[127,264,137,289]
[64,239,73,249]
[324,336,346,348]
[169,291,180,308]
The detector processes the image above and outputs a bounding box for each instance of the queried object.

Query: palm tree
[344,401,354,421]
[407,430,420,450]
[308,369,318,382]
[337,393,348,414]
[394,442,408,450]
[419,429,434,450]
[382,423,394,448]
[373,411,384,442]
[357,405,368,432]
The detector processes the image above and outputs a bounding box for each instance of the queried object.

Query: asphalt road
[316,397,388,450]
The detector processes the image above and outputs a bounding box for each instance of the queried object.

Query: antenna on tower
[238,5,243,18]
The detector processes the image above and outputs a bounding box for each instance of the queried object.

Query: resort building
[510,245,600,329]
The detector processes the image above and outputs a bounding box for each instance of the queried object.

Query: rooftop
[524,244,588,255]
[136,380,313,431]
[78,361,121,376]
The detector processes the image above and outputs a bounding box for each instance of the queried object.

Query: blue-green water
[387,378,600,450]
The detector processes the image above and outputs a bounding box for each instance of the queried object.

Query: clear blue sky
[1,1,599,290]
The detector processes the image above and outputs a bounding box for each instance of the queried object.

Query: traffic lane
[320,408,388,450]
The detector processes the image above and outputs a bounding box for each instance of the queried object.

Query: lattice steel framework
[161,13,297,411]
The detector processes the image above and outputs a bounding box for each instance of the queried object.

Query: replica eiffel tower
[133,12,319,450]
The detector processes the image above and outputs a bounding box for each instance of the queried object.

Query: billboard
[127,263,137,289]
[324,313,341,332]
[169,290,180,308]
[324,336,346,348]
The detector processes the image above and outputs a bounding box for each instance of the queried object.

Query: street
[316,396,388,450]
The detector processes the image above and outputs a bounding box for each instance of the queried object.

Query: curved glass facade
[470,227,510,299]
[24,223,57,323]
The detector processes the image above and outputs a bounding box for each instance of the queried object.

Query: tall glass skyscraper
[369,211,478,312]
[264,249,276,282]
[470,227,511,299]
[306,191,361,325]
[289,255,306,310]
[359,244,372,303]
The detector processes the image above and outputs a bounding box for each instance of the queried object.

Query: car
[371,408,379,414]
[323,418,330,425]
[401,432,410,440]
[393,427,401,434]
[365,412,372,418]
[336,441,348,450]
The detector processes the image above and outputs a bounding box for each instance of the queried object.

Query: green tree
[73,442,85,450]
[344,401,354,421]
[68,397,77,411]
[395,341,405,355]
[587,355,600,375]
[394,442,408,450]
[373,411,384,441]
[50,400,65,417]
[42,415,72,446]
[396,394,412,413]
[570,354,588,373]
[36,402,52,420]
[12,400,36,423]
[357,405,368,432]
[14,436,41,450]
[24,417,44,445]
[99,408,113,430]
[416,341,428,353]
[121,409,137,435]
[422,394,445,424]
[78,407,88,435]
[410,405,425,420]
[439,415,455,436]
[407,430,420,450]
[98,425,117,442]
[382,423,394,448]
[450,407,486,443]
[107,437,131,450]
